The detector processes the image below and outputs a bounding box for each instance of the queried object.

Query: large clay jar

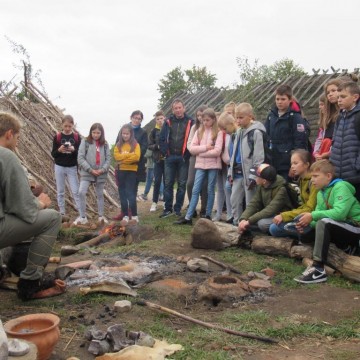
[4,313,60,360]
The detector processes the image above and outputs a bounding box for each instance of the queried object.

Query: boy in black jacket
[265,85,308,179]
[148,111,165,212]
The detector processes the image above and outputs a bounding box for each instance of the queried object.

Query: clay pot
[4,313,60,360]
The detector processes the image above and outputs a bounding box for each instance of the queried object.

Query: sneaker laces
[302,266,316,276]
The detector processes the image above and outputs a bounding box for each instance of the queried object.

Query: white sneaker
[150,203,157,212]
[98,216,109,224]
[123,216,129,223]
[132,216,139,223]
[73,216,88,225]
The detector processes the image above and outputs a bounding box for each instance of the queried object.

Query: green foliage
[230,56,307,107]
[236,56,307,85]
[158,65,217,106]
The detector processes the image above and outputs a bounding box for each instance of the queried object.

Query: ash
[66,253,184,288]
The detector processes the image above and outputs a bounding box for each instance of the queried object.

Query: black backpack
[284,182,301,208]
[247,128,272,164]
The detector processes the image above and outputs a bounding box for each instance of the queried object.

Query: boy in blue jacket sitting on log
[293,160,360,284]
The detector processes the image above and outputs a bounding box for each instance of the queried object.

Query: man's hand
[273,214,283,225]
[38,193,52,209]
[238,220,249,234]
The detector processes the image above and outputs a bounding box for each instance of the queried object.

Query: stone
[60,245,80,256]
[114,300,132,313]
[55,265,75,280]
[88,340,110,356]
[135,332,155,347]
[261,267,276,278]
[106,324,133,352]
[253,272,270,280]
[8,339,30,356]
[84,327,107,341]
[248,279,272,289]
[191,219,224,250]
[186,258,209,272]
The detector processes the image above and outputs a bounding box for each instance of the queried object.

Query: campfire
[100,224,126,238]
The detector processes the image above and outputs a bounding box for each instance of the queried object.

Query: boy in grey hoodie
[228,103,266,224]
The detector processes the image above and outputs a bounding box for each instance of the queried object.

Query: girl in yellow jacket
[113,124,140,223]
[269,149,318,238]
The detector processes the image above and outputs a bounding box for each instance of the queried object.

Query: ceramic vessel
[4,313,60,360]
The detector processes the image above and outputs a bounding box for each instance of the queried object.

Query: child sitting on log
[293,160,360,284]
[269,149,318,239]
[238,164,292,235]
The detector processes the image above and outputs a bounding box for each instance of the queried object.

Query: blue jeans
[144,167,154,195]
[164,155,189,213]
[153,160,165,203]
[117,170,137,216]
[185,169,217,219]
[269,216,313,238]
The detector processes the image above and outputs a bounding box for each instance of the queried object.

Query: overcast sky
[1,0,358,142]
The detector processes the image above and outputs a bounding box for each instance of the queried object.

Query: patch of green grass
[69,292,113,305]
[58,227,84,244]
[266,313,360,339]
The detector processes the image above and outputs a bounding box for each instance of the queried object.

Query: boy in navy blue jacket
[265,85,308,179]
[330,81,360,200]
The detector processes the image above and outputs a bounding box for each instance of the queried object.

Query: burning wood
[100,224,126,239]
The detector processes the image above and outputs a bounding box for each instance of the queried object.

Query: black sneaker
[205,215,212,220]
[200,210,206,218]
[174,217,192,225]
[294,266,327,284]
[226,217,234,224]
[192,210,198,218]
[159,210,173,218]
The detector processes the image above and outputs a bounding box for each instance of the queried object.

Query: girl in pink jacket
[175,108,223,225]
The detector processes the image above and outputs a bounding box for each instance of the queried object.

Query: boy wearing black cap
[238,163,292,234]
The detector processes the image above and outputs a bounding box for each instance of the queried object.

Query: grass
[45,210,360,358]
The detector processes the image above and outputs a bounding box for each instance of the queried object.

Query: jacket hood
[270,102,302,117]
[268,174,286,188]
[242,120,266,135]
[324,178,355,195]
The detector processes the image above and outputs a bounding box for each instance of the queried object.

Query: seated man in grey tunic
[0,112,62,300]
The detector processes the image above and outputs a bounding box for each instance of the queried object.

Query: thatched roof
[0,82,119,218]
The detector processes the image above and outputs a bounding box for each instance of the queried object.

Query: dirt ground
[1,199,360,360]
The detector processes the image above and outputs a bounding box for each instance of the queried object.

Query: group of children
[50,77,360,284]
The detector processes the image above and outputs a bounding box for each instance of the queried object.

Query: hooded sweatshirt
[240,175,292,224]
[311,179,360,227]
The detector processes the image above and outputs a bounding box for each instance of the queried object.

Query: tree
[236,56,307,86]
[230,56,307,106]
[5,36,46,101]
[158,65,217,106]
